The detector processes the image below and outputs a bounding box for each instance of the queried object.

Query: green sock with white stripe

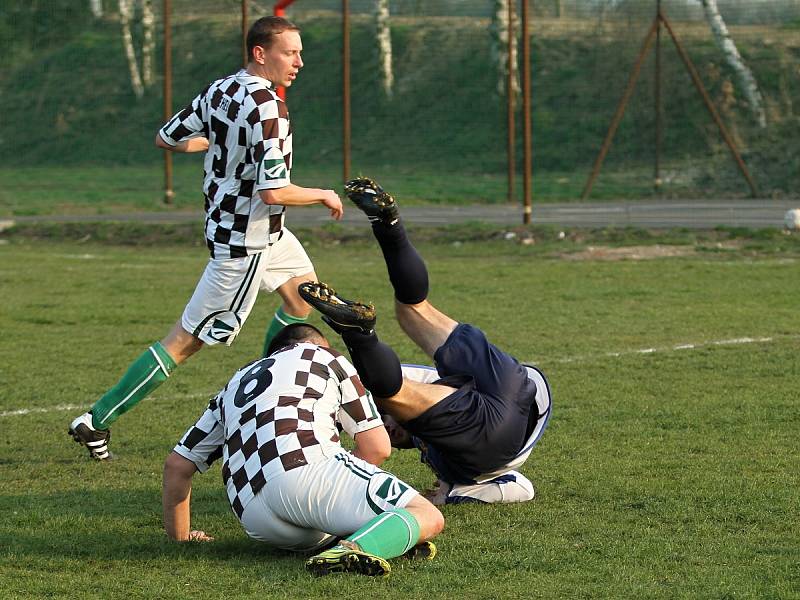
[262,307,308,356]
[90,342,177,430]
[344,508,421,559]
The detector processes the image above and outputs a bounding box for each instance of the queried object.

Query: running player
[162,323,443,577]
[299,177,552,505]
[69,17,343,459]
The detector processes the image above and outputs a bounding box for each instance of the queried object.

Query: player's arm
[162,397,224,542]
[352,425,391,466]
[155,133,209,153]
[329,351,391,465]
[259,185,343,219]
[162,452,212,541]
[157,89,209,154]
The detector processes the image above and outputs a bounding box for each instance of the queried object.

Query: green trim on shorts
[335,454,401,516]
[366,489,384,515]
[191,253,262,340]
[192,310,226,338]
[334,453,371,481]
[230,252,262,313]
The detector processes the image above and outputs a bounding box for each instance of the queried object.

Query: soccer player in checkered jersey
[162,324,443,577]
[69,17,343,460]
[299,176,552,507]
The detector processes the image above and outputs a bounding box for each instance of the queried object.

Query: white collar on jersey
[238,68,275,90]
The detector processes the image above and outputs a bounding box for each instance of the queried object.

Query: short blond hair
[246,16,300,62]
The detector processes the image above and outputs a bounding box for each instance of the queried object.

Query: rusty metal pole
[242,0,248,67]
[342,0,351,183]
[654,0,662,190]
[506,0,515,204]
[163,0,173,205]
[582,17,659,200]
[660,14,758,197]
[521,0,531,224]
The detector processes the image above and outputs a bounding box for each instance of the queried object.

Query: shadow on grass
[0,488,302,564]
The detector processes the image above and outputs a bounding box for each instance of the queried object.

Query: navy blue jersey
[403,324,539,484]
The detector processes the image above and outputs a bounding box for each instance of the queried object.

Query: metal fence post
[521,0,532,224]
[342,0,351,183]
[163,0,173,205]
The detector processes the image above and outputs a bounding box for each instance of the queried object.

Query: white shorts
[181,229,314,346]
[239,452,419,552]
[259,229,314,293]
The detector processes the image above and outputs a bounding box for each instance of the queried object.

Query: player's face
[383,414,413,449]
[262,31,303,88]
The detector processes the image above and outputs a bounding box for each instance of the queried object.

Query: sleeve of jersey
[328,354,383,437]
[252,97,291,191]
[158,91,206,147]
[172,395,224,473]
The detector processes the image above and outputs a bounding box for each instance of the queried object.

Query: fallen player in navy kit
[299,177,551,505]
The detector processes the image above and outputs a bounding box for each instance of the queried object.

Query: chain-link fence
[1,0,798,212]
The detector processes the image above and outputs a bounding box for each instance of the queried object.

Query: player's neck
[245,63,273,86]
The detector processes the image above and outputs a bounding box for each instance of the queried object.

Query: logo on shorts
[375,477,409,506]
[209,318,235,343]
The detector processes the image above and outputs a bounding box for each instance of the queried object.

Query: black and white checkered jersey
[173,343,384,518]
[158,69,292,259]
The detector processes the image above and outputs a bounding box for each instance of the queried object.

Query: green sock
[262,307,308,356]
[344,508,421,559]
[91,342,177,429]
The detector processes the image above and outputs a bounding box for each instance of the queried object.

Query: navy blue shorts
[405,323,538,484]
[434,323,537,410]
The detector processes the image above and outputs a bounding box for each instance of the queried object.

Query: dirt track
[8,199,798,230]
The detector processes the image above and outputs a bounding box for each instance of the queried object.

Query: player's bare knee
[278,274,317,317]
[284,301,312,319]
[430,505,445,535]
[422,505,445,539]
[406,495,445,539]
[283,277,317,304]
[161,328,203,363]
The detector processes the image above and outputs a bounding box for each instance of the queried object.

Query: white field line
[2,335,797,419]
[539,334,799,365]
[0,404,84,418]
[0,392,213,419]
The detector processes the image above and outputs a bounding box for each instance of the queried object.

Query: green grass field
[1,226,798,598]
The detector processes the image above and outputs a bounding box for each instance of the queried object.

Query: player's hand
[321,191,344,221]
[422,479,447,506]
[187,530,214,542]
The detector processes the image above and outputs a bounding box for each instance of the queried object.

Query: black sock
[371,220,429,304]
[342,329,403,398]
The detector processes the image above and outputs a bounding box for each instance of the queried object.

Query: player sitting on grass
[162,323,442,578]
[298,177,552,505]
